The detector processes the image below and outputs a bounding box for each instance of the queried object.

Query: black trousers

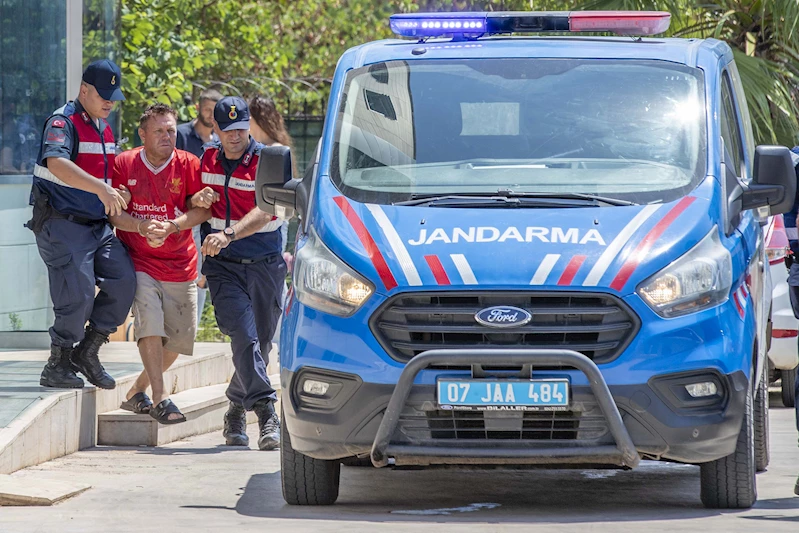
[35,218,136,347]
[204,255,286,410]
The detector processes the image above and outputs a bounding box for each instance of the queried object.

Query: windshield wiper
[495,189,637,206]
[393,193,604,208]
[394,190,637,207]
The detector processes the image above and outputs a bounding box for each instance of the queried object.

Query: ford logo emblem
[474,306,532,328]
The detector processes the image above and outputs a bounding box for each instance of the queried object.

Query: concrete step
[97,377,280,447]
[98,384,243,446]
[0,344,237,474]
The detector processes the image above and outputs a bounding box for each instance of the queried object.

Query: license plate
[437,379,569,411]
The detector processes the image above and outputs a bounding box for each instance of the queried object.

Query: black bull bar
[370,349,640,468]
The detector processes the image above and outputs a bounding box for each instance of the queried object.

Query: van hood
[315,179,715,296]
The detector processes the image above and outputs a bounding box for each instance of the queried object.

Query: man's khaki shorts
[132,272,197,355]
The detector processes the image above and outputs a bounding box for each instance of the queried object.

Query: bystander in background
[176,87,222,329]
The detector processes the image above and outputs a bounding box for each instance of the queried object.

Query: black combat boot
[40,345,84,389]
[71,326,115,389]
[253,399,280,451]
[223,402,250,446]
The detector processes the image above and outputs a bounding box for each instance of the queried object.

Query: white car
[766,214,798,407]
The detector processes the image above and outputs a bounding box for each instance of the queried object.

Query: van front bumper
[282,349,747,466]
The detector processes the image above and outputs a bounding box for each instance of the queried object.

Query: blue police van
[255,11,797,509]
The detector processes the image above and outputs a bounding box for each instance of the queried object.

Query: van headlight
[293,229,374,316]
[637,227,732,318]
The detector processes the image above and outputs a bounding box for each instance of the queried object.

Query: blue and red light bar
[390,11,671,38]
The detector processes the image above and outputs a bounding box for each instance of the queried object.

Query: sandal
[120,392,153,414]
[149,398,187,425]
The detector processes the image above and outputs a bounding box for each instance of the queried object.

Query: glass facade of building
[1,1,68,176]
[0,1,116,336]
[0,1,68,334]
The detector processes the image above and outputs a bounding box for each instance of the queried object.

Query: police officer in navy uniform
[29,59,136,390]
[199,97,284,450]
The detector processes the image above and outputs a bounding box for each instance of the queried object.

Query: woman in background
[249,95,294,150]
[249,95,295,351]
[249,95,295,267]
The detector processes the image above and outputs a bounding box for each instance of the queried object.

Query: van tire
[754,369,770,472]
[699,388,757,509]
[281,413,340,506]
[781,368,796,408]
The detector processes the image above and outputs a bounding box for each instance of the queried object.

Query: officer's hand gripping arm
[190,187,219,209]
[117,185,132,205]
[46,158,128,216]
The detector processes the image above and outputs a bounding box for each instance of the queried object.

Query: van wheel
[281,412,341,505]
[781,368,796,408]
[754,369,770,472]
[700,388,757,508]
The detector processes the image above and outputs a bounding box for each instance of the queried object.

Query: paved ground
[2,391,799,533]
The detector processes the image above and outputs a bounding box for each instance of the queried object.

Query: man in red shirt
[110,103,216,423]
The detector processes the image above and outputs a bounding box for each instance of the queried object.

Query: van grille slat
[396,409,609,442]
[370,291,639,364]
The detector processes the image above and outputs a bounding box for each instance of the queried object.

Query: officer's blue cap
[82,59,125,102]
[214,96,250,132]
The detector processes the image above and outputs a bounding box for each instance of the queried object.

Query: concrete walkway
[0,343,230,432]
[1,394,798,532]
[0,347,141,430]
[0,342,247,474]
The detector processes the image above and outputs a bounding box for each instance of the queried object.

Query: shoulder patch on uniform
[45,129,66,146]
[51,119,66,128]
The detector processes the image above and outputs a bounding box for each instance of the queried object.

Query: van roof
[345,36,732,70]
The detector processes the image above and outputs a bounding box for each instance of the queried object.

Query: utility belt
[25,185,104,234]
[211,253,280,266]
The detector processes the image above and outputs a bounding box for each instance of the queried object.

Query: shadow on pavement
[97,445,253,455]
[231,463,740,524]
[740,514,799,523]
[753,497,799,510]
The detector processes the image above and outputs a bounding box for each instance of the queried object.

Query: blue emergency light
[389,11,671,38]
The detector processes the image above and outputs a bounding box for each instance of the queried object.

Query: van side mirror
[742,145,796,215]
[255,145,296,219]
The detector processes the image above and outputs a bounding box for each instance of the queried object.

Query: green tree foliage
[119,0,419,144]
[119,0,223,141]
[580,0,799,145]
[120,0,799,148]
[196,297,229,343]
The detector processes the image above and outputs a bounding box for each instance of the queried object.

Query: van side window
[727,63,755,169]
[720,71,745,177]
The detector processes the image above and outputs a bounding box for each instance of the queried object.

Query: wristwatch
[223,226,236,241]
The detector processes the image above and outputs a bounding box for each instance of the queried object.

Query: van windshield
[331,58,706,206]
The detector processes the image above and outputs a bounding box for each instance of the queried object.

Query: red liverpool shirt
[112,147,202,282]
